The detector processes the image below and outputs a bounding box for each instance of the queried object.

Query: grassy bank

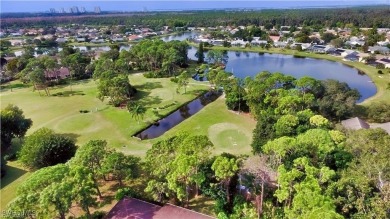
[0,73,256,210]
[189,42,390,105]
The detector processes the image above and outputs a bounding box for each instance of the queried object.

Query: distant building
[94,6,101,13]
[368,46,390,55]
[72,6,79,13]
[60,8,66,13]
[49,8,56,13]
[45,67,70,80]
[341,50,359,61]
[128,35,143,41]
[80,7,86,13]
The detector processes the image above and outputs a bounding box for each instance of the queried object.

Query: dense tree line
[129,39,189,77]
[234,72,359,154]
[2,7,390,29]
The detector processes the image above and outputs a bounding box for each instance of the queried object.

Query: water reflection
[135,91,221,140]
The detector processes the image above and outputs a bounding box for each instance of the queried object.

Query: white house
[231,39,246,47]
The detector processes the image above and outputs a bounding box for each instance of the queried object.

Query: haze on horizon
[1,0,388,13]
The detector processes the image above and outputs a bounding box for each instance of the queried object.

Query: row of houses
[1,25,171,46]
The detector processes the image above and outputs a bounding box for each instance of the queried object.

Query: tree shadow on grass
[139,96,163,106]
[133,90,163,106]
[1,165,27,189]
[134,90,151,100]
[134,82,163,91]
[181,89,206,96]
[0,83,30,92]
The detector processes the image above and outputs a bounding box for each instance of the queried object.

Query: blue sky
[1,0,387,13]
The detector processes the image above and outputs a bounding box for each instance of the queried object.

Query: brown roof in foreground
[341,117,370,130]
[105,197,161,219]
[105,198,215,219]
[154,204,215,219]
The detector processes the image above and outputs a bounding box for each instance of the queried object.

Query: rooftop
[341,117,370,130]
[106,197,215,219]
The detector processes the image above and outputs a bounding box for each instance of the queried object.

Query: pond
[134,91,221,140]
[165,32,377,102]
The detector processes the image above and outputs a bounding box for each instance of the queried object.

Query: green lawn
[0,74,211,155]
[3,45,387,212]
[0,162,31,211]
[1,73,257,209]
[163,95,256,155]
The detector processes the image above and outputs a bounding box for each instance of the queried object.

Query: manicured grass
[189,42,390,105]
[0,73,256,210]
[162,95,256,155]
[1,74,210,155]
[0,162,31,211]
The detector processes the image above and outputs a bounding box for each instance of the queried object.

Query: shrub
[115,187,139,200]
[79,110,90,113]
[378,70,383,74]
[19,128,76,169]
[376,63,385,69]
[170,77,179,83]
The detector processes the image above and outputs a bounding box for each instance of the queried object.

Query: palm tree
[127,101,146,124]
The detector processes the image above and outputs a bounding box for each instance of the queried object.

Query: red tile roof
[45,67,70,79]
[105,197,161,219]
[105,198,215,219]
[154,204,214,219]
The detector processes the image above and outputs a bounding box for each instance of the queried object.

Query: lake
[165,32,377,102]
[15,32,376,102]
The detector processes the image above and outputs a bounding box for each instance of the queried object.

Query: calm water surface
[165,32,376,102]
[135,91,221,139]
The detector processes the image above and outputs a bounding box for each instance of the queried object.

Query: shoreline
[188,42,390,105]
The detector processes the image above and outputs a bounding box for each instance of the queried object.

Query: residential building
[368,46,390,55]
[341,117,370,130]
[341,50,359,61]
[45,67,71,80]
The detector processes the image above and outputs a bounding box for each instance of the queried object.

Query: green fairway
[162,95,256,155]
[0,73,256,209]
[0,73,212,155]
[0,162,31,211]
